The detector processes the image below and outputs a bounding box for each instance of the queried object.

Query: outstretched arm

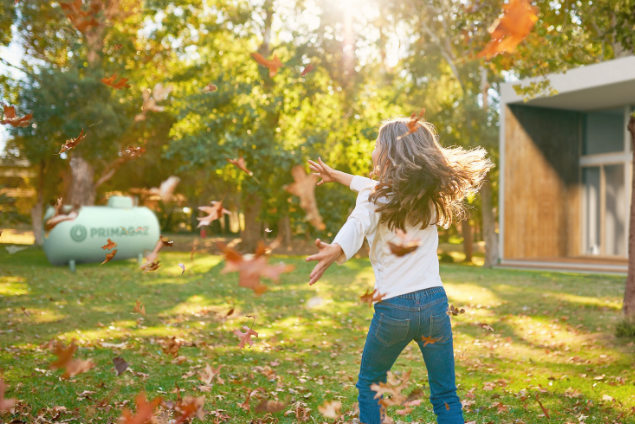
[306,239,344,285]
[308,158,354,187]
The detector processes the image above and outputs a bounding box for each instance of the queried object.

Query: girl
[306,117,492,424]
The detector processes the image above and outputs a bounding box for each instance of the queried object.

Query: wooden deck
[497,256,628,275]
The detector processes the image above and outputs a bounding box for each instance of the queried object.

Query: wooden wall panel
[504,105,582,259]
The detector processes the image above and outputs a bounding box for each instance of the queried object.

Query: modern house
[499,56,635,274]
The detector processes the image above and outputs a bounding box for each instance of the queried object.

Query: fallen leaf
[101,74,130,89]
[478,0,539,59]
[317,400,341,419]
[56,129,88,154]
[301,63,314,76]
[102,239,117,250]
[199,364,224,385]
[133,300,145,315]
[360,288,387,307]
[478,323,494,332]
[535,393,550,419]
[255,399,287,413]
[234,326,258,349]
[0,379,17,412]
[101,249,117,264]
[113,357,129,376]
[387,229,422,257]
[250,52,284,77]
[1,105,32,128]
[161,337,181,358]
[284,165,325,230]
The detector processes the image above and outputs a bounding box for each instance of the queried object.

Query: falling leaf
[250,52,284,78]
[119,393,162,424]
[360,288,387,307]
[5,245,27,254]
[49,341,95,379]
[161,337,182,357]
[101,74,130,89]
[60,0,101,33]
[0,379,17,412]
[421,335,442,347]
[113,357,129,376]
[317,400,341,419]
[45,199,80,231]
[199,364,224,385]
[301,63,314,76]
[101,249,117,265]
[535,393,550,418]
[160,235,174,247]
[397,108,426,140]
[141,261,161,273]
[255,399,287,414]
[478,0,539,59]
[147,176,180,204]
[217,241,294,294]
[178,263,185,275]
[102,239,117,250]
[388,229,422,257]
[133,300,145,315]
[56,129,87,154]
[135,83,173,121]
[477,323,494,332]
[197,201,231,228]
[284,165,326,230]
[21,306,30,316]
[114,44,123,50]
[234,325,258,349]
[227,157,255,177]
[371,370,412,409]
[203,83,217,93]
[125,146,146,158]
[264,228,272,233]
[1,105,32,128]
[173,396,206,424]
[447,304,466,316]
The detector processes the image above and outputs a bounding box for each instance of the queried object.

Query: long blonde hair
[368,117,493,230]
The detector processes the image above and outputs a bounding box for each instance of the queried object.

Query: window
[583,108,625,155]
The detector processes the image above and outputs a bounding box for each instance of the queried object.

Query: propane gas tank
[42,196,160,267]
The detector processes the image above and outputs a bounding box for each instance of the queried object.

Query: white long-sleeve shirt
[332,175,443,300]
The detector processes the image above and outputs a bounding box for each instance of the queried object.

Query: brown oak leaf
[1,105,32,127]
[113,356,129,375]
[234,326,258,349]
[101,249,117,264]
[360,288,387,307]
[101,74,130,89]
[197,201,231,228]
[397,109,425,140]
[56,129,87,154]
[119,392,162,424]
[317,400,341,419]
[0,379,17,412]
[49,341,95,379]
[102,239,117,250]
[301,63,314,76]
[284,165,325,230]
[387,229,422,257]
[478,0,539,59]
[421,335,441,347]
[250,52,284,77]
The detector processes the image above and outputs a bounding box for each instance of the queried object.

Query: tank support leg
[69,260,76,273]
[138,253,143,265]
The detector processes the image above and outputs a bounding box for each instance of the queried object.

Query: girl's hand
[308,157,337,186]
[305,238,344,285]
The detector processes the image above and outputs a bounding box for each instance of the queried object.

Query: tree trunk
[69,156,96,205]
[31,160,45,246]
[277,215,292,250]
[623,114,635,317]
[462,219,473,262]
[481,177,499,267]
[241,192,262,252]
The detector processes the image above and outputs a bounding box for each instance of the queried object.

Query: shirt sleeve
[332,180,378,264]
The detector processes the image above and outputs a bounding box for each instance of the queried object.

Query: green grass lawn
[1,247,634,423]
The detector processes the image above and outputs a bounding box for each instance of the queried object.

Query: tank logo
[70,225,88,242]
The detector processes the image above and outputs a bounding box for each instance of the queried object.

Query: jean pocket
[429,309,452,343]
[375,313,410,347]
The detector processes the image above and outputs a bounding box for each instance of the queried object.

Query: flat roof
[500,56,635,111]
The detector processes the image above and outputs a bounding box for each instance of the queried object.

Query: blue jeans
[356,286,464,424]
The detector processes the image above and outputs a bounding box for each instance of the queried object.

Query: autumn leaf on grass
[134,83,173,121]
[133,300,145,315]
[199,364,224,385]
[1,105,32,128]
[447,304,465,316]
[318,400,341,419]
[113,356,129,376]
[255,399,287,414]
[147,176,180,204]
[197,201,231,228]
[535,393,550,418]
[173,396,206,424]
[284,165,326,230]
[237,389,252,412]
[125,146,146,158]
[360,288,387,307]
[301,64,314,77]
[56,129,87,154]
[101,74,130,89]
[160,235,174,247]
[119,393,162,424]
[45,199,80,231]
[421,335,441,347]
[218,241,294,295]
[477,323,494,332]
[478,0,539,59]
[102,239,117,250]
[50,341,95,379]
[388,229,422,257]
[397,108,426,140]
[250,52,284,78]
[101,249,117,264]
[0,379,17,412]
[161,337,182,358]
[203,83,217,93]
[234,326,258,349]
